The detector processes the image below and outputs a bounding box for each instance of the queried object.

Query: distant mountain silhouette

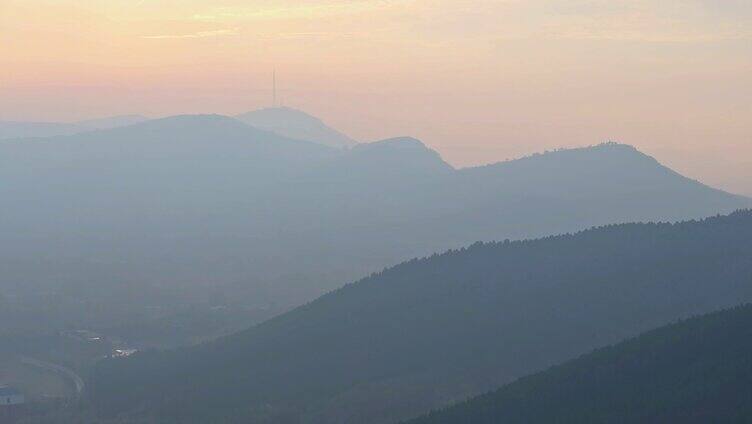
[0,115,337,316]
[0,114,334,190]
[0,114,148,139]
[0,124,749,332]
[304,137,453,186]
[75,114,148,130]
[408,303,752,424]
[236,107,357,147]
[88,211,752,423]
[436,143,749,241]
[0,121,86,139]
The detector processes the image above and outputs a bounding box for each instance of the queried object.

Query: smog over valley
[1,1,751,423]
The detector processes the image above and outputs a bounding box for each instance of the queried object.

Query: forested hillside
[87,211,752,423]
[408,304,752,424]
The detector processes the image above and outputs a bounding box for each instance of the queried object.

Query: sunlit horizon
[1,0,750,195]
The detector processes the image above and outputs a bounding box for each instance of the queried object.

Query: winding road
[20,356,85,398]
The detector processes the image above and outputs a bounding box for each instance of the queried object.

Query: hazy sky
[1,0,750,194]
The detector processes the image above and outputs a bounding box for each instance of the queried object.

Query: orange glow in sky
[1,0,751,194]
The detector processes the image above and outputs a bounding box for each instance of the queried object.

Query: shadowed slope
[408,304,752,424]
[89,211,752,423]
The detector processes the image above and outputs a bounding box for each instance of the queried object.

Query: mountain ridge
[1,120,748,339]
[407,303,752,424]
[0,114,149,139]
[88,210,752,423]
[236,106,357,148]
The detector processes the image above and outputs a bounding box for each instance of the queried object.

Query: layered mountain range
[88,211,752,423]
[1,112,748,326]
